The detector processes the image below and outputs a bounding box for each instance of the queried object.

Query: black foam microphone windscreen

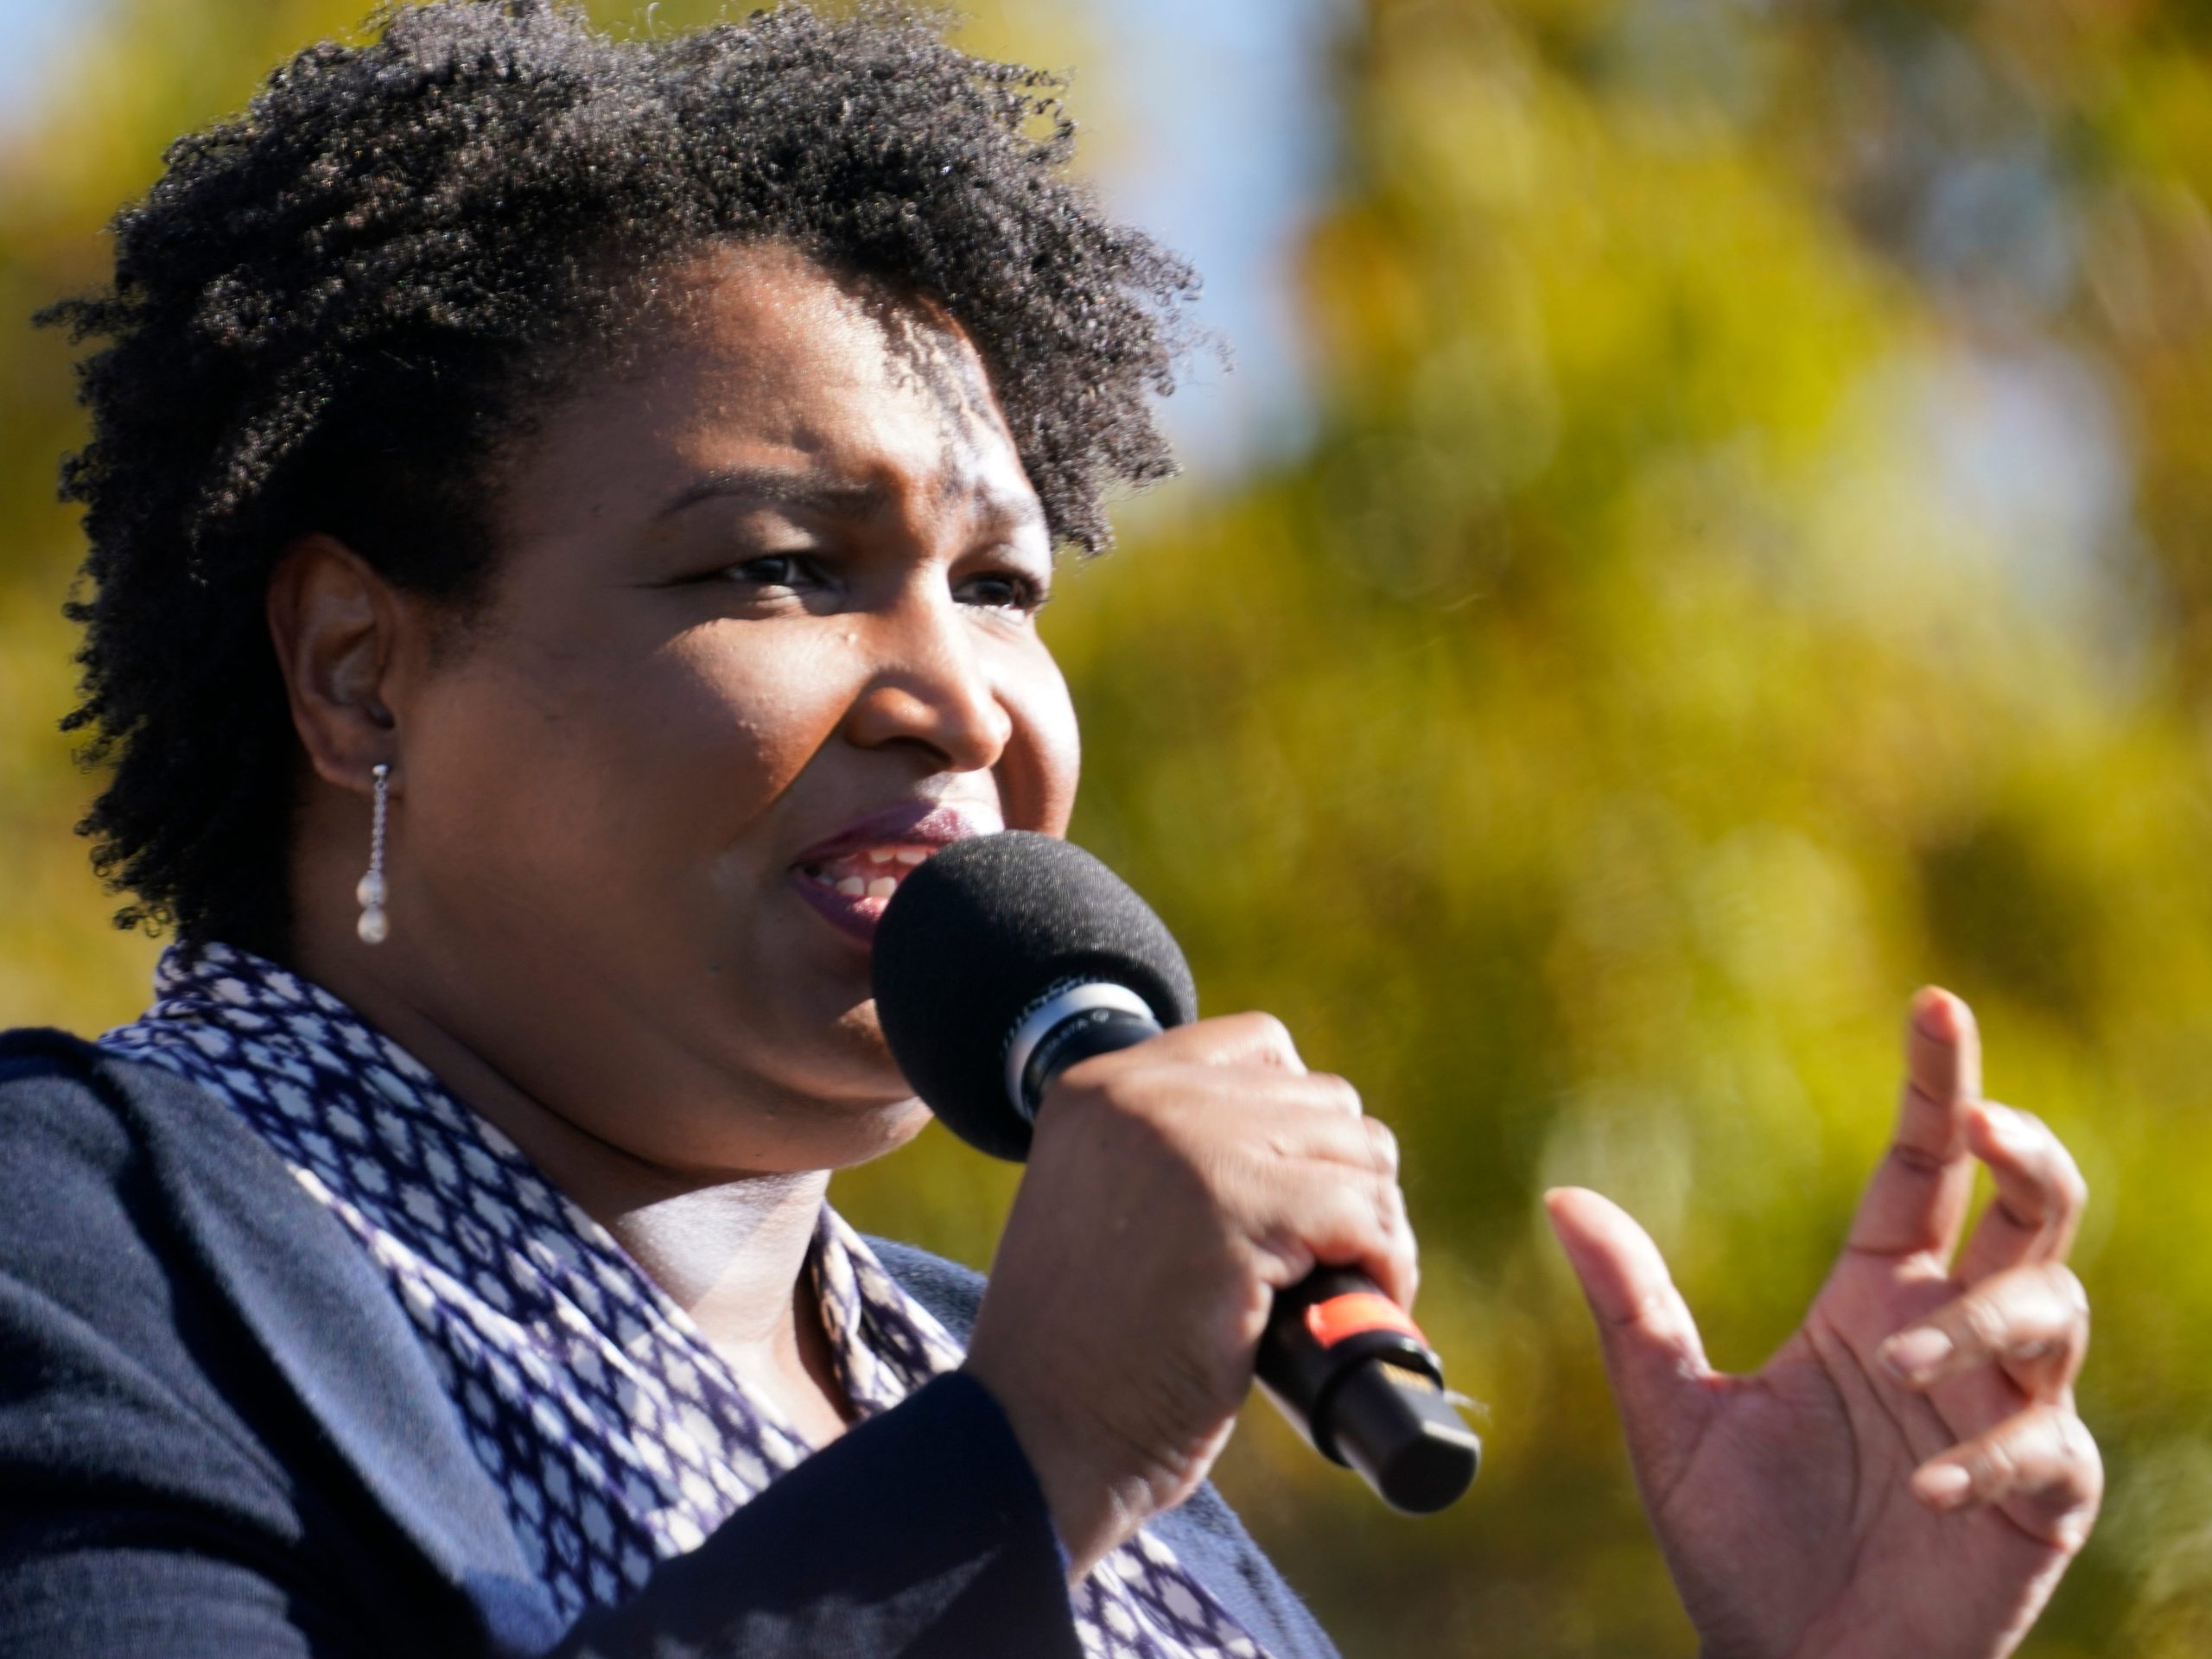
[870,831,1197,1160]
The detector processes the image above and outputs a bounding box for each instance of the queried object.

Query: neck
[594,1169,834,1360]
[275,927,838,1376]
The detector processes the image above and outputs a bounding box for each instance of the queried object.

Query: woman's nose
[840,593,1015,772]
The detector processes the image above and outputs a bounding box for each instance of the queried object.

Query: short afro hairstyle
[44,0,1197,951]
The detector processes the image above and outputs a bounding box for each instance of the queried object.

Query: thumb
[1545,1186,1718,1494]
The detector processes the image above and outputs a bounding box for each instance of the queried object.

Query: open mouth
[797,843,937,902]
[787,803,999,945]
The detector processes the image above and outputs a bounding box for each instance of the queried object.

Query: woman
[3,3,2099,1656]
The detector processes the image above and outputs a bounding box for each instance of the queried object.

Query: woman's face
[379,242,1078,1174]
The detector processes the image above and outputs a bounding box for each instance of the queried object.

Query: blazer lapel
[109,1048,568,1656]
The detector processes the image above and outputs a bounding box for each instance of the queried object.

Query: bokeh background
[4,0,2210,1653]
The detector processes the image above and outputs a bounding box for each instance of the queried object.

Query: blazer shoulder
[0,1025,117,1102]
[0,1026,186,1219]
[0,1023,315,1444]
[0,1024,228,1147]
[0,1026,293,1236]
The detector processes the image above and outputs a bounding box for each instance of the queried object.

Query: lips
[788,801,1002,946]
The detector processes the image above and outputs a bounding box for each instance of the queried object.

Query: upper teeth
[807,844,935,899]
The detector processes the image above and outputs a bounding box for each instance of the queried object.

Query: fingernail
[1913,1463,1974,1510]
[1881,1327,1955,1382]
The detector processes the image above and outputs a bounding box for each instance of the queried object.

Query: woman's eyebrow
[655,467,882,521]
[657,464,1047,536]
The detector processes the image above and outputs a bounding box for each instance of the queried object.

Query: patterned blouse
[99,940,1269,1658]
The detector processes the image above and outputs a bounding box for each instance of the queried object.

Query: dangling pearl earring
[356,762,391,944]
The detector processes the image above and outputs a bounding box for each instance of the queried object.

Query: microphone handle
[1020,1000,1480,1515]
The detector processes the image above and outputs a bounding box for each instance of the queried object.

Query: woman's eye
[718,553,822,591]
[956,569,1050,613]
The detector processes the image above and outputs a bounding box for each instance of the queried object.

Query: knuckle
[1359,1115,1399,1173]
[2045,1262,2091,1321]
[1887,1135,1950,1177]
[1994,1197,2045,1235]
[1351,1173,1407,1262]
[2061,1421,2105,1514]
[1394,1217,1420,1287]
[1957,1291,2011,1356]
[2056,1156,2089,1215]
[1370,1171,1399,1236]
[1309,1071,1363,1118]
[1242,1011,1297,1059]
[2030,1127,2091,1216]
[2053,1406,2097,1466]
[1973,1429,2023,1492]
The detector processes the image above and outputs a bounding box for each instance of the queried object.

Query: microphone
[872,830,1480,1515]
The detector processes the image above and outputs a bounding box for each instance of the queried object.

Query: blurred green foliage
[4,0,2211,1654]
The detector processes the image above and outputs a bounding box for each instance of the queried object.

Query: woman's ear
[265,533,408,790]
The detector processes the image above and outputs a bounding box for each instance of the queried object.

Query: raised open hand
[1547,989,2099,1659]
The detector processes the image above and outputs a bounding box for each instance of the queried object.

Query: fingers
[1247,1082,1411,1308]
[1243,1082,1396,1175]
[1953,1102,2088,1285]
[1046,1024,1411,1302]
[1847,990,2090,1281]
[1911,983,1985,1103]
[1545,1187,1716,1498]
[1878,1260,2089,1401]
[1845,988,1981,1262]
[1909,1400,2102,1549]
[1059,1053,1373,1161]
[975,1007,1410,1576]
[1058,1013,1361,1137]
[1209,1076,1413,1310]
[1877,1245,2098,1550]
[1544,1187,1709,1376]
[1253,1154,1420,1312]
[1195,1078,1409,1304]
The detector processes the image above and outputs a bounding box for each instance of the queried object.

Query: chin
[809,1090,935,1173]
[811,1000,930,1111]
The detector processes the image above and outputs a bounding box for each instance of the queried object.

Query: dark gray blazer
[0,1029,1337,1659]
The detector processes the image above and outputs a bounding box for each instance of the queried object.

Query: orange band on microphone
[1304,1291,1425,1351]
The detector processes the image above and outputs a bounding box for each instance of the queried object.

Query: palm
[1547,992,2097,1659]
[1649,1256,2069,1658]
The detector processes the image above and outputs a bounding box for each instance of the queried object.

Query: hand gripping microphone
[871,830,1480,1515]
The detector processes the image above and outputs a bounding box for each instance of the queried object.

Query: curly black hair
[42,0,1196,952]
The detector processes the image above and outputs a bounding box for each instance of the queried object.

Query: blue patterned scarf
[101,940,1268,1657]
